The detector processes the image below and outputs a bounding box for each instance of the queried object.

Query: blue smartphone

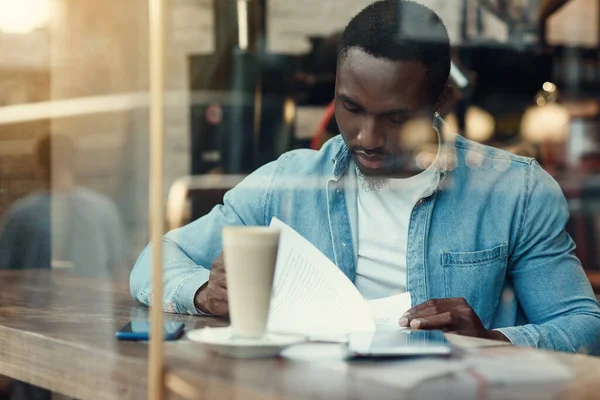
[115,321,185,341]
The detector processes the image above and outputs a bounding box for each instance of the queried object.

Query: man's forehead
[338,48,427,85]
[336,48,429,108]
[340,47,427,71]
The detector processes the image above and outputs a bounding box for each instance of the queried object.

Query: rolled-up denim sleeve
[506,161,600,355]
[129,160,277,315]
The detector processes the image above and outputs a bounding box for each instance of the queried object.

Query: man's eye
[343,102,360,113]
[387,115,409,125]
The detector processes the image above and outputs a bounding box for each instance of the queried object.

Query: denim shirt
[130,129,600,354]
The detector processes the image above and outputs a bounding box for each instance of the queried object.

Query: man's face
[335,48,439,177]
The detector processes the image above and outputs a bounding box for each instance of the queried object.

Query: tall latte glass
[222,227,280,338]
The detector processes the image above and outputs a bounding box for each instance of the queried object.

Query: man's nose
[357,116,385,149]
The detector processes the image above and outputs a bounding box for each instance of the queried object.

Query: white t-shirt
[354,165,438,300]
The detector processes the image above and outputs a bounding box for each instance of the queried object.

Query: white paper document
[267,218,411,339]
[367,293,412,331]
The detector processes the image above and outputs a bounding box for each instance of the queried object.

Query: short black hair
[338,0,451,100]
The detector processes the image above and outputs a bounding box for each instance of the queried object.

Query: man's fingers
[206,286,229,315]
[410,312,454,330]
[403,299,448,316]
[213,260,225,272]
[406,304,450,320]
[402,298,466,318]
[208,298,229,316]
[208,273,227,290]
[208,285,228,302]
[212,252,226,270]
[399,305,447,327]
[211,272,227,288]
[209,256,227,288]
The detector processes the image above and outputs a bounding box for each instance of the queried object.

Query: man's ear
[435,85,457,115]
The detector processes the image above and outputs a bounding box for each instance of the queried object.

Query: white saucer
[187,327,306,358]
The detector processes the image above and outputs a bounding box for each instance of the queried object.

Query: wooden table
[0,270,599,400]
[0,270,223,399]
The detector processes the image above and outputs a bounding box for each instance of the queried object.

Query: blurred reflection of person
[0,133,128,280]
[0,134,129,399]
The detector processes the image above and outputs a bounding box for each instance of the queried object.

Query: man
[131,0,600,353]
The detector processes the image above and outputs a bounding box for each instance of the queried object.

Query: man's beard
[355,165,389,193]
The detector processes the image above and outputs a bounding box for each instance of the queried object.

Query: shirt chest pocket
[441,244,508,328]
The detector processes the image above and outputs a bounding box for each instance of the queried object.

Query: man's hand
[194,253,229,316]
[398,298,510,342]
